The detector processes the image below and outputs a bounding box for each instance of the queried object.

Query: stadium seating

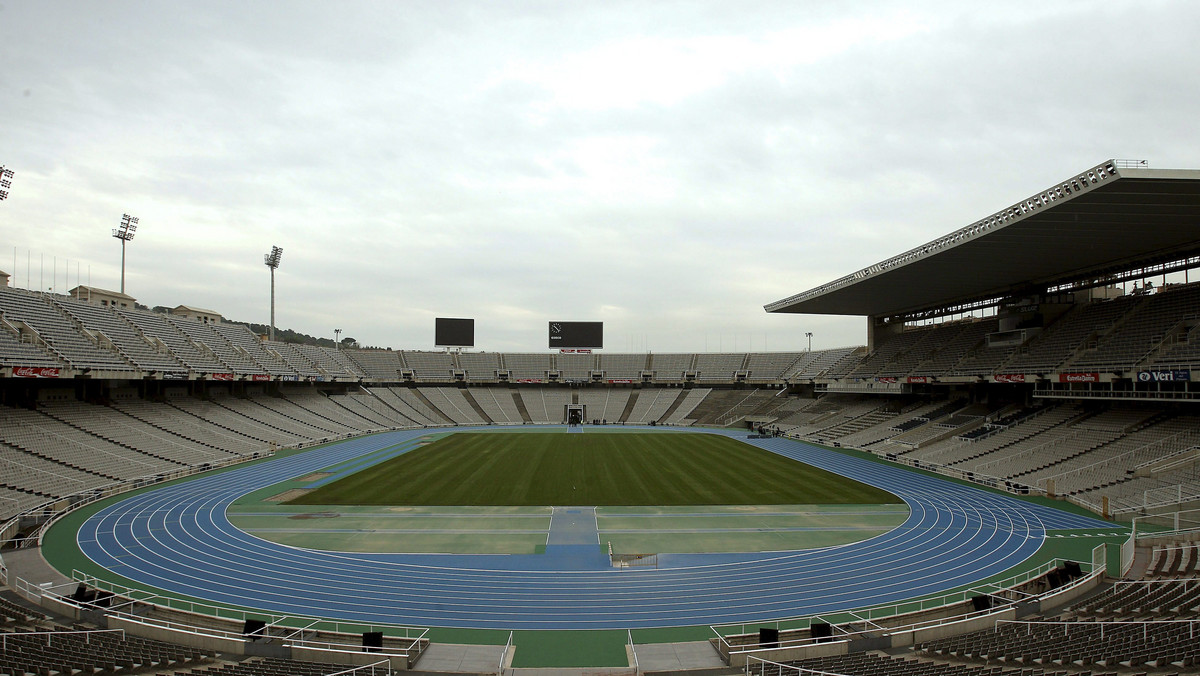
[457,351,501,381]
[744,352,804,382]
[0,288,134,372]
[503,352,553,381]
[118,307,230,373]
[693,353,746,382]
[0,629,214,675]
[262,340,324,377]
[1069,283,1200,371]
[1001,296,1138,374]
[346,349,403,380]
[557,351,594,379]
[468,386,526,424]
[402,350,456,381]
[647,353,694,381]
[598,352,649,380]
[52,295,188,374]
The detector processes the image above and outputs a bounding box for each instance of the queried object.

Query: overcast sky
[2,1,1197,353]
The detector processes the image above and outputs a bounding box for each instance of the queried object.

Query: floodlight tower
[334,328,342,350]
[112,214,139,294]
[0,166,14,201]
[805,332,813,352]
[264,246,283,341]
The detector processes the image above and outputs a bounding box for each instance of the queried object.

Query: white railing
[70,570,426,645]
[712,552,1101,655]
[871,450,1030,494]
[744,656,848,676]
[628,629,639,675]
[325,660,393,676]
[1037,428,1200,489]
[1121,528,1137,576]
[0,448,273,550]
[1107,485,1200,516]
[1131,508,1200,539]
[997,618,1200,639]
[975,429,1085,474]
[24,574,429,661]
[0,628,124,651]
[498,630,513,676]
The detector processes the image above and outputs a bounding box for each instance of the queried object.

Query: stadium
[0,159,1198,675]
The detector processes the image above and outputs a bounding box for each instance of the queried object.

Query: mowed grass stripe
[288,433,901,506]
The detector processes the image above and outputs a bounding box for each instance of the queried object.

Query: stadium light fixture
[0,166,14,201]
[334,328,342,350]
[112,214,139,294]
[264,246,283,341]
[805,332,813,352]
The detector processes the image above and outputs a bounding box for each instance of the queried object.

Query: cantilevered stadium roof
[766,160,1200,318]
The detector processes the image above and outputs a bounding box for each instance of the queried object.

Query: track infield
[285,431,902,507]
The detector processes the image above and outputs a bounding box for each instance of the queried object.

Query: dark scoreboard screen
[548,321,603,349]
[435,318,475,347]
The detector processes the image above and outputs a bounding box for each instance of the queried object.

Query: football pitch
[228,431,908,555]
[287,431,901,506]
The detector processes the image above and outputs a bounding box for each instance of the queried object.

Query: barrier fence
[713,547,1107,656]
[744,655,848,676]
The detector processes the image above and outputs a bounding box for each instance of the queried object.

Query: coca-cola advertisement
[210,373,235,381]
[993,374,1026,383]
[13,366,60,378]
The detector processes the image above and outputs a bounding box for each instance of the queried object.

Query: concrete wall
[728,639,847,668]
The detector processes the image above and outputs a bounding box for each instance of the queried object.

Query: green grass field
[287,432,901,506]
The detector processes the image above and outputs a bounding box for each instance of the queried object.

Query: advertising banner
[1136,370,1190,382]
[993,374,1026,383]
[13,366,60,378]
[1058,372,1099,383]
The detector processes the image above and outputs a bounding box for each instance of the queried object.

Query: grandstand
[3,158,1200,671]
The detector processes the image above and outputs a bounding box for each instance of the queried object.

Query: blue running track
[75,427,1110,630]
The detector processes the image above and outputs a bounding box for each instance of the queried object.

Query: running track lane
[75,428,1111,630]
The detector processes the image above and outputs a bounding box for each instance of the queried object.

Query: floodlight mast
[112,214,139,294]
[334,328,342,351]
[805,332,813,352]
[0,166,14,201]
[264,246,283,341]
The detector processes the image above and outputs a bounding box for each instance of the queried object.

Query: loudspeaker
[758,627,779,648]
[1063,561,1082,579]
[1045,569,1064,589]
[242,619,267,637]
[810,622,832,642]
[971,595,992,612]
[363,631,383,652]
